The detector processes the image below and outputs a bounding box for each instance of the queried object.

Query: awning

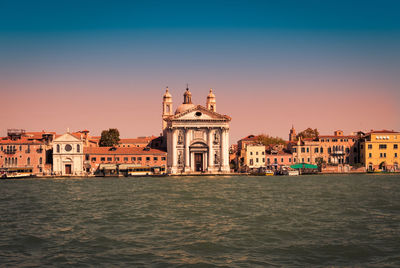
[118,164,142,170]
[98,164,117,170]
[290,163,318,169]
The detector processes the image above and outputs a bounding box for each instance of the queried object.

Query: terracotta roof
[239,135,258,142]
[319,135,356,139]
[84,147,167,155]
[0,137,45,145]
[367,130,399,134]
[119,136,157,144]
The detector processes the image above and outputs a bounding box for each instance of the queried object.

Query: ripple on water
[0,174,400,267]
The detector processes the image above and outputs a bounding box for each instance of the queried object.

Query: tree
[297,128,319,140]
[99,128,120,147]
[315,157,326,171]
[256,134,286,146]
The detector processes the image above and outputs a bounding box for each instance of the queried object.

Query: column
[171,128,178,173]
[208,128,213,172]
[184,128,191,172]
[221,127,230,172]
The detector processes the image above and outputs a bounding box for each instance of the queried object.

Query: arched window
[57,144,60,153]
[27,157,31,165]
[77,144,80,153]
[19,145,22,151]
[5,158,7,165]
[39,157,42,165]
[15,158,17,166]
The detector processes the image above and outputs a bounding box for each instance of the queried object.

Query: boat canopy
[290,163,318,169]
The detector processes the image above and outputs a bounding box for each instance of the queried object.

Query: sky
[1,0,399,143]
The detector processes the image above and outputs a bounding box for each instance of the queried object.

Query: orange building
[84,146,167,175]
[0,129,52,175]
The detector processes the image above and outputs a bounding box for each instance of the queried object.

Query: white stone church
[162,87,231,174]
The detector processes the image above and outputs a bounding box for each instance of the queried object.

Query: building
[84,146,167,175]
[360,130,399,172]
[0,129,48,175]
[290,129,358,166]
[118,136,158,148]
[53,132,84,175]
[245,145,266,170]
[265,151,293,170]
[162,87,231,174]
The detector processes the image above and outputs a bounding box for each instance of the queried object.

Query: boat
[1,167,35,179]
[265,170,274,176]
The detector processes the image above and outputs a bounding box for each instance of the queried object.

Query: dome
[163,87,172,99]
[207,88,215,99]
[175,103,195,114]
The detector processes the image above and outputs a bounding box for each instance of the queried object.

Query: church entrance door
[195,153,203,172]
[65,164,72,175]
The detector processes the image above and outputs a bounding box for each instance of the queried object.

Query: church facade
[162,87,231,174]
[53,133,84,175]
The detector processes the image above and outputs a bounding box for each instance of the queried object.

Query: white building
[162,87,231,174]
[53,132,84,175]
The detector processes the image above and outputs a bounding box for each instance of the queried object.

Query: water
[1,175,400,267]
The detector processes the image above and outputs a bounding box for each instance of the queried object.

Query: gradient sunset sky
[1,0,399,142]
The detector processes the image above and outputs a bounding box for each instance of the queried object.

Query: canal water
[1,174,400,267]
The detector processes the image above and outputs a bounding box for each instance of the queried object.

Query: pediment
[54,133,81,142]
[170,105,231,121]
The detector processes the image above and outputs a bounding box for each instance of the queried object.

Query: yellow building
[361,130,399,172]
[245,145,266,170]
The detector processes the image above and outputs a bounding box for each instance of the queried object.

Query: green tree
[297,128,319,140]
[256,134,286,146]
[99,128,120,147]
[315,157,326,171]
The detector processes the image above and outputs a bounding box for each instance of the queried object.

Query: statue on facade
[214,152,220,164]
[213,131,220,144]
[178,131,184,144]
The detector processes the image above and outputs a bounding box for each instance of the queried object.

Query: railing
[4,149,17,154]
[330,150,344,155]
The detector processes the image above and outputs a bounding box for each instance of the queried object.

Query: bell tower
[289,125,297,142]
[162,87,173,132]
[206,88,216,112]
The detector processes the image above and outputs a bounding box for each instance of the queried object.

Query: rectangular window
[256,158,259,163]
[369,153,372,158]
[293,148,297,153]
[138,157,142,161]
[101,157,105,161]
[250,152,253,155]
[267,158,270,164]
[302,158,304,162]
[306,148,309,153]
[92,157,97,162]
[281,158,284,163]
[394,144,398,149]
[368,144,372,149]
[115,157,120,161]
[262,158,265,162]
[124,157,128,161]
[256,152,258,155]
[154,157,158,161]
[395,153,398,158]
[262,151,265,155]
[250,159,253,165]
[107,157,112,161]
[161,157,166,161]
[379,144,387,149]
[360,145,364,149]
[274,158,277,163]
[146,157,150,161]
[314,148,319,153]
[307,158,310,162]
[289,158,292,162]
[320,147,323,153]
[131,157,136,161]
[301,148,305,153]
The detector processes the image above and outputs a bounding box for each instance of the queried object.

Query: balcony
[330,150,344,155]
[4,149,16,155]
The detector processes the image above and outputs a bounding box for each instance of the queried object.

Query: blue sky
[0,0,399,141]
